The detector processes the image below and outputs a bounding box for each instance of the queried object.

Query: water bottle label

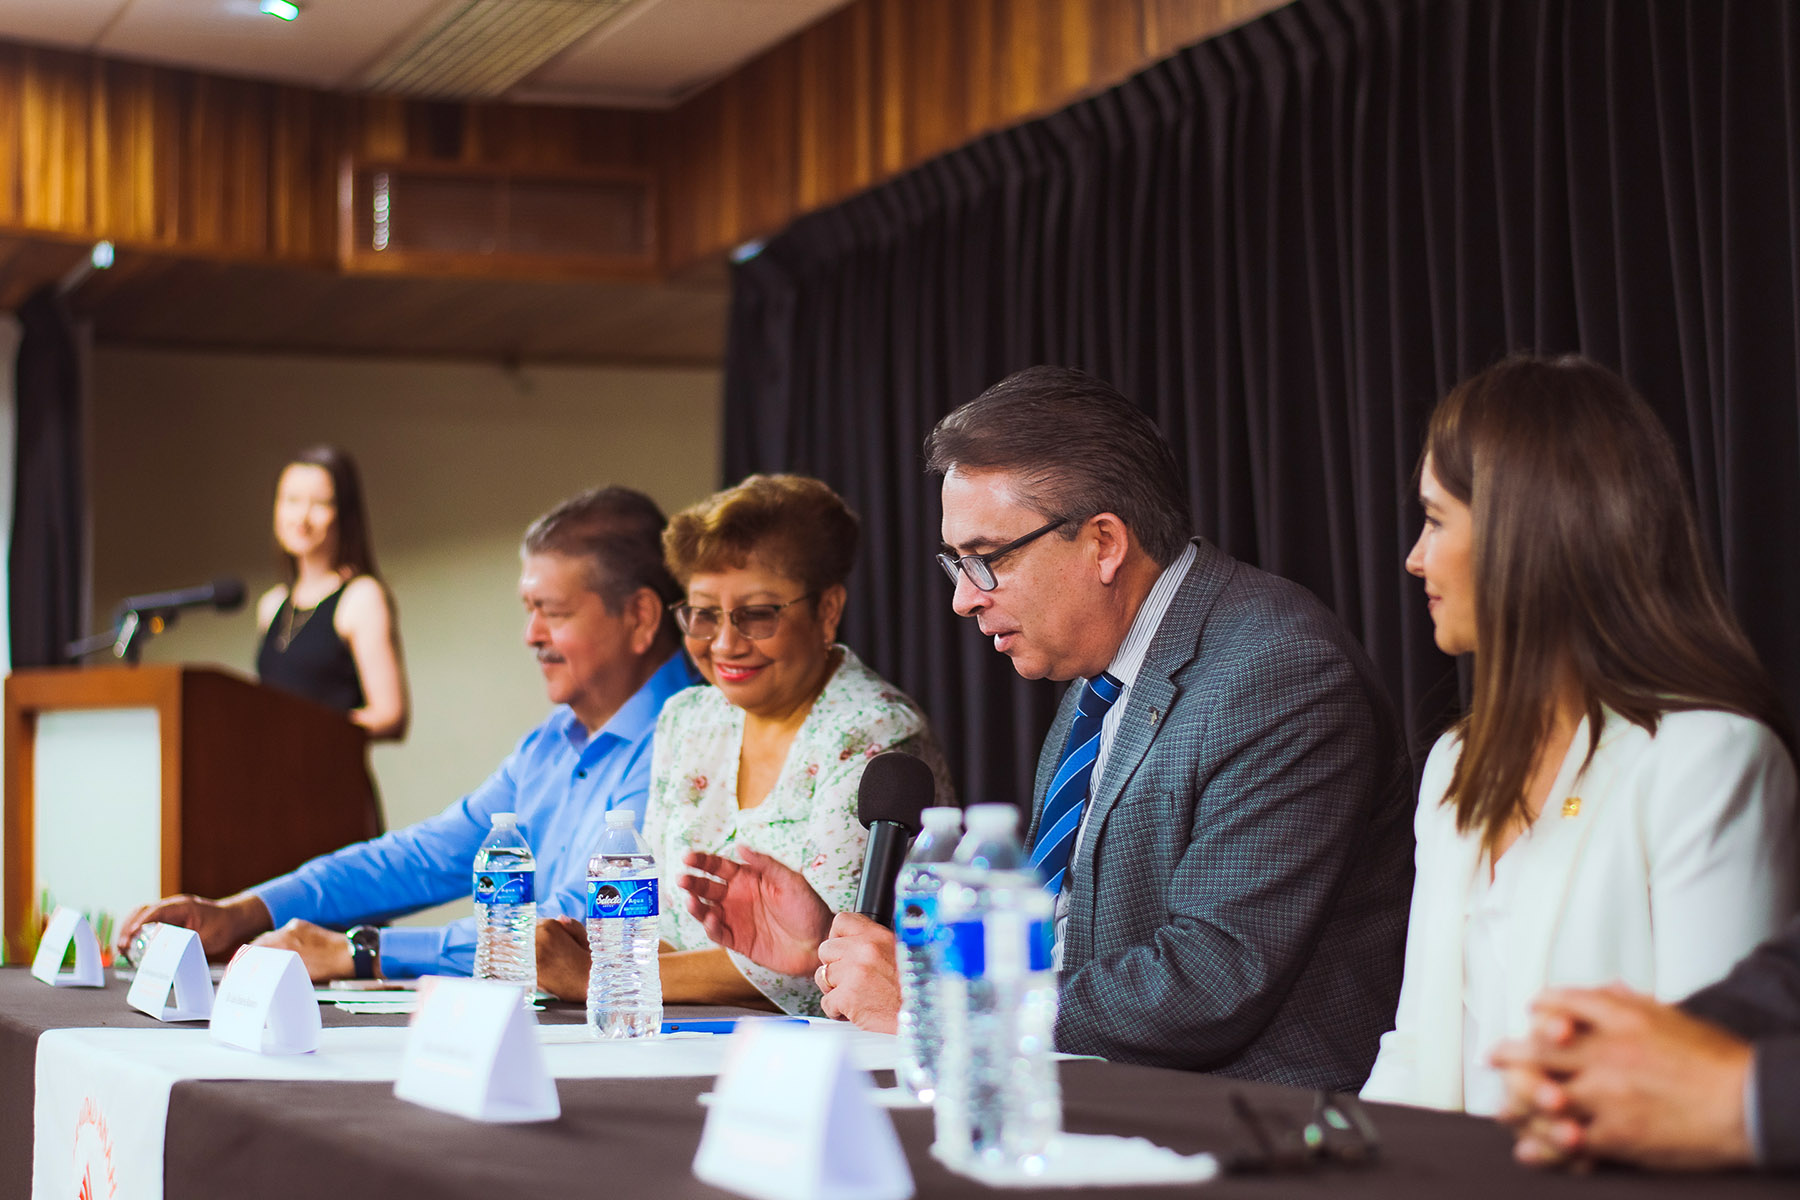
[943,919,985,979]
[1028,918,1054,972]
[898,896,938,947]
[473,869,533,905]
[588,876,659,919]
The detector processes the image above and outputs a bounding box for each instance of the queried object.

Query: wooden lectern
[3,665,381,961]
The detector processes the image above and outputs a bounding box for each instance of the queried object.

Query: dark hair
[523,487,682,640]
[279,445,378,583]
[1427,354,1795,848]
[663,474,859,595]
[923,366,1191,565]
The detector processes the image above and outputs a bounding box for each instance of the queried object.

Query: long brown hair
[278,445,380,585]
[1426,355,1794,847]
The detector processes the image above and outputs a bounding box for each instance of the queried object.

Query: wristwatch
[346,925,381,980]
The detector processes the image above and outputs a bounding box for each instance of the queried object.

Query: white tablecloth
[35,1020,899,1200]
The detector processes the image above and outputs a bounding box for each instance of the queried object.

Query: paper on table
[929,1134,1219,1188]
[30,907,105,988]
[209,947,320,1055]
[694,1021,914,1200]
[394,980,559,1123]
[126,925,214,1021]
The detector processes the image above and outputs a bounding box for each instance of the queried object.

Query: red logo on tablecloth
[72,1097,117,1200]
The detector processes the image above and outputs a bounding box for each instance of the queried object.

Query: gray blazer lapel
[1068,541,1233,882]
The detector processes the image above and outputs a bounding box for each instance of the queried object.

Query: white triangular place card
[29,906,105,988]
[394,978,560,1123]
[693,1020,914,1200]
[126,923,215,1021]
[209,945,321,1054]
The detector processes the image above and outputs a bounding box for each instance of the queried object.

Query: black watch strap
[346,925,380,980]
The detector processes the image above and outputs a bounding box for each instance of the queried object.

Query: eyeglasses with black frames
[670,595,815,641]
[935,518,1067,591]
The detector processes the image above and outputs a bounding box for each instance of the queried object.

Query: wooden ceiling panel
[0,235,726,364]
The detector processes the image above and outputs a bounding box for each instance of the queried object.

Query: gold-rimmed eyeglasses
[671,595,815,641]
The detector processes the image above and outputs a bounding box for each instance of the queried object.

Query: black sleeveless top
[256,579,366,713]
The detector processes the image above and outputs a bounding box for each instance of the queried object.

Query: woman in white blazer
[1361,355,1798,1115]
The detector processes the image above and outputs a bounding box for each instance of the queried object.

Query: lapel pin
[1148,708,1160,724]
[1561,797,1581,818]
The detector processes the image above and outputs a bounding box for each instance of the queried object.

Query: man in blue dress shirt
[116,486,700,981]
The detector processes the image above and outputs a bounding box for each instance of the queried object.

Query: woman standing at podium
[255,445,410,741]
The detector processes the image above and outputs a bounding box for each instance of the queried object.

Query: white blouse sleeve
[1643,712,1800,1001]
[1361,734,1457,1107]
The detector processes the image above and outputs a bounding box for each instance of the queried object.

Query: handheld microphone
[115,578,247,617]
[852,750,937,927]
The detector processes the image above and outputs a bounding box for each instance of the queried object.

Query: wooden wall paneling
[92,61,160,245]
[222,77,272,254]
[1143,0,1280,59]
[0,44,21,227]
[660,85,724,268]
[177,73,226,250]
[794,3,877,212]
[268,87,338,262]
[149,68,184,246]
[352,95,411,163]
[19,47,92,234]
[732,49,800,245]
[1087,0,1158,89]
[897,0,967,170]
[658,0,1294,269]
[961,0,1003,145]
[573,106,653,170]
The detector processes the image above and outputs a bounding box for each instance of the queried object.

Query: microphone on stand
[115,578,247,619]
[852,750,937,927]
[65,578,248,663]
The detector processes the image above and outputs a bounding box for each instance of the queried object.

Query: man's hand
[118,894,273,960]
[815,912,901,1034]
[677,848,834,977]
[1491,985,1756,1171]
[251,919,356,983]
[536,917,591,1001]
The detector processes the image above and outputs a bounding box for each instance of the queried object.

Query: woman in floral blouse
[644,474,953,1014]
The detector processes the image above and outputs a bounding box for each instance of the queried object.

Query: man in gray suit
[1493,915,1800,1171]
[681,366,1412,1088]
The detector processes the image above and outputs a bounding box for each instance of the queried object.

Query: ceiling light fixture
[259,0,301,20]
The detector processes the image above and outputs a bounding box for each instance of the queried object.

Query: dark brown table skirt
[4,967,1792,1199]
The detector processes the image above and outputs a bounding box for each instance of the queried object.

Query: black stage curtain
[724,0,1800,805]
[10,285,86,669]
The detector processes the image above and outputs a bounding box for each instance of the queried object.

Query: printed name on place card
[693,1020,913,1200]
[393,978,559,1123]
[126,923,215,1021]
[209,945,321,1054]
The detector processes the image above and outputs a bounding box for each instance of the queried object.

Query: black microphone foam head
[856,750,936,834]
[211,578,247,611]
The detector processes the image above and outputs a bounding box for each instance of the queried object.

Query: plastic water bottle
[933,803,1061,1174]
[586,807,663,1038]
[897,806,964,1101]
[472,812,537,987]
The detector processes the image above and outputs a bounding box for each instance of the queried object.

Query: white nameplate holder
[29,906,106,988]
[125,924,215,1021]
[209,946,320,1054]
[693,1020,914,1200]
[394,978,559,1123]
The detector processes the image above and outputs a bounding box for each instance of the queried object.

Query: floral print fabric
[644,645,955,1014]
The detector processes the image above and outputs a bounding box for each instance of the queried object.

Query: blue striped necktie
[1030,671,1124,895]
